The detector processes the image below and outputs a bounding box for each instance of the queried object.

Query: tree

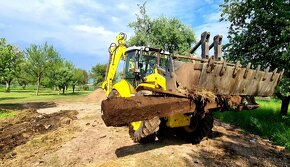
[220,0,290,115]
[128,2,196,55]
[90,64,107,86]
[54,61,74,94]
[0,38,23,92]
[17,62,30,89]
[71,68,88,93]
[25,42,60,95]
[42,58,63,89]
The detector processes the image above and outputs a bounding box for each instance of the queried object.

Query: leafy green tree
[17,77,29,89]
[71,68,88,93]
[128,3,196,54]
[220,0,290,115]
[0,38,23,92]
[25,42,60,95]
[90,64,107,86]
[17,62,30,90]
[42,58,64,89]
[54,61,74,94]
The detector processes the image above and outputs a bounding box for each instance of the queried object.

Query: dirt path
[1,89,290,167]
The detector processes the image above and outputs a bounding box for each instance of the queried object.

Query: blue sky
[0,0,229,71]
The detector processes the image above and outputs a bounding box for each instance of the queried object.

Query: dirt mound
[0,109,78,160]
[84,89,107,103]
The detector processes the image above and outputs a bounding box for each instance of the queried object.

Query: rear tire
[129,117,160,144]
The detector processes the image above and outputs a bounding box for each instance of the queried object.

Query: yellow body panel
[131,121,142,131]
[113,79,136,97]
[136,69,167,91]
[166,114,191,128]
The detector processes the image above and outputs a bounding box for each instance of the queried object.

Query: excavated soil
[101,96,194,126]
[0,109,78,160]
[0,89,290,167]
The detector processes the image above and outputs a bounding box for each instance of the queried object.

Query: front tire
[129,117,160,144]
[178,112,214,144]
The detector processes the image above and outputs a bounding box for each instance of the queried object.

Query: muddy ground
[0,89,290,167]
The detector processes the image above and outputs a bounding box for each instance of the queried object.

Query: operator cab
[123,46,171,87]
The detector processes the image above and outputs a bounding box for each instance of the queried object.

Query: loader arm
[102,33,127,96]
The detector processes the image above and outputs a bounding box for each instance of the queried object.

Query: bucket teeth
[243,63,251,79]
[270,68,278,81]
[279,69,284,80]
[206,57,215,73]
[233,61,240,78]
[262,67,270,81]
[219,61,227,76]
[254,65,261,79]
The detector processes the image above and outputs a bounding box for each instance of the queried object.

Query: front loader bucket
[172,31,283,97]
[172,60,283,97]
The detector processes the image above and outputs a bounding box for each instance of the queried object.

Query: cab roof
[126,46,170,55]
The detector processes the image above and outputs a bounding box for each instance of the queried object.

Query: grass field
[0,87,93,120]
[0,88,93,104]
[214,99,290,150]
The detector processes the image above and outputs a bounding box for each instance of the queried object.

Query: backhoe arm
[102,33,127,96]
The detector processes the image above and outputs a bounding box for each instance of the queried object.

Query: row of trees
[0,39,88,95]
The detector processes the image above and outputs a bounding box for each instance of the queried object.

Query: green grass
[0,87,94,119]
[214,99,290,149]
[0,109,18,119]
[0,88,93,104]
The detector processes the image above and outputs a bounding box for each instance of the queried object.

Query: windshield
[139,52,168,76]
[124,50,136,79]
[123,49,169,86]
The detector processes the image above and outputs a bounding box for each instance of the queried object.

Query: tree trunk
[73,85,75,93]
[5,80,11,92]
[62,87,65,94]
[36,77,41,96]
[280,98,290,116]
[277,92,290,115]
[22,84,26,90]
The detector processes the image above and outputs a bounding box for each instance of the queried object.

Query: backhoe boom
[102,33,127,96]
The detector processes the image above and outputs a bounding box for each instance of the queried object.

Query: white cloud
[73,25,114,36]
[0,0,228,69]
[0,0,136,55]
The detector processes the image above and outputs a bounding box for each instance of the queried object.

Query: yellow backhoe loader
[101,32,283,144]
